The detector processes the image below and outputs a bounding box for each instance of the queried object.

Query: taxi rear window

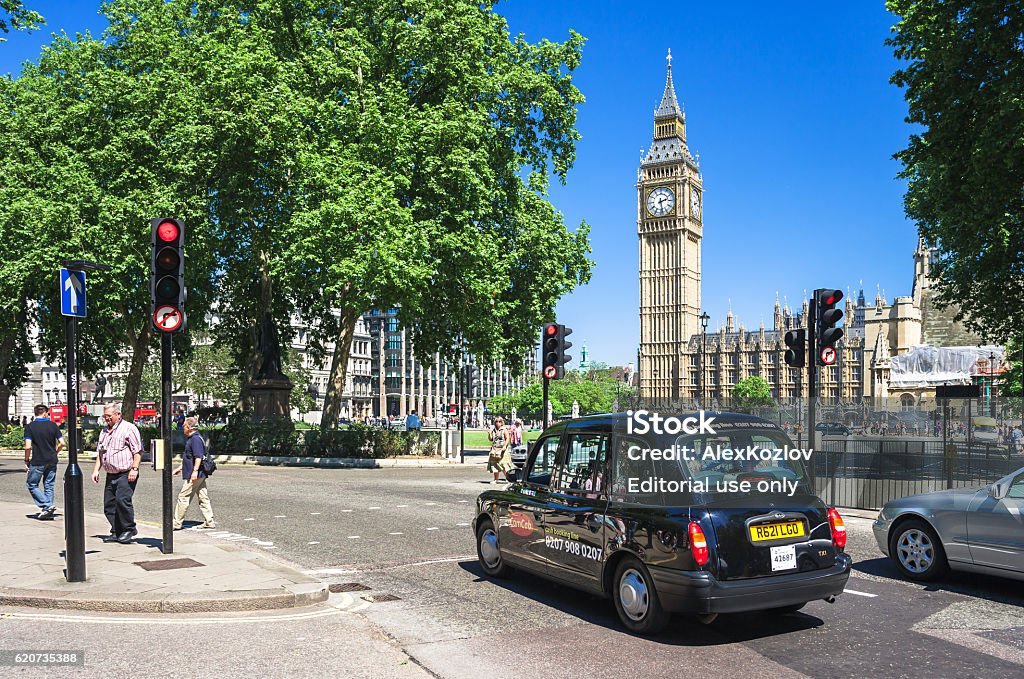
[610,426,810,505]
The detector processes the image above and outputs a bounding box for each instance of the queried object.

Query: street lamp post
[699,312,710,408]
[989,351,996,418]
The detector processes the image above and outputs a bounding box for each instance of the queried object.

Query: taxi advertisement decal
[543,526,604,561]
[506,511,536,537]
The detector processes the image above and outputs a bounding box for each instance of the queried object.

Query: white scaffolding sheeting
[889,345,1004,388]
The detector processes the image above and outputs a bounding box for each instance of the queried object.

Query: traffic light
[784,329,805,368]
[558,325,573,371]
[463,364,479,395]
[540,323,573,379]
[150,218,186,333]
[816,288,843,365]
[541,323,560,379]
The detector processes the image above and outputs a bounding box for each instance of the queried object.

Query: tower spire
[655,49,682,119]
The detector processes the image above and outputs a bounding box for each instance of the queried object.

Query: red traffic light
[545,324,558,336]
[818,289,843,307]
[156,219,180,243]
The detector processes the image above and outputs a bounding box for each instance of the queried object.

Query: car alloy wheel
[890,519,949,581]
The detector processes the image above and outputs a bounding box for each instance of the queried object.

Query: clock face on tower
[690,188,702,219]
[646,186,675,217]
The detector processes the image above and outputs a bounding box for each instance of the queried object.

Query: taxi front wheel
[612,557,670,635]
[476,519,511,578]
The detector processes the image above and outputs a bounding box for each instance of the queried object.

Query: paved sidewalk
[0,501,328,613]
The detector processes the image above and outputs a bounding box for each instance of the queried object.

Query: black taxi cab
[473,412,851,635]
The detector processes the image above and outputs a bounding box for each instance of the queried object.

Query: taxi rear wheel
[612,557,670,635]
[476,519,510,578]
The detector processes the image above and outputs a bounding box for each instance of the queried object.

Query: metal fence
[617,395,1024,510]
[811,438,1022,510]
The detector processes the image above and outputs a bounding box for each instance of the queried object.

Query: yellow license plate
[749,521,805,542]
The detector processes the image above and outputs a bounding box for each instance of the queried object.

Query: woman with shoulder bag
[487,417,515,485]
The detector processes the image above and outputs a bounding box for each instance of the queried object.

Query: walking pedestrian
[487,416,515,485]
[24,404,63,519]
[172,416,215,530]
[91,404,143,543]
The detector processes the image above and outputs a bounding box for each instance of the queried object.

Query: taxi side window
[554,433,609,494]
[527,436,560,486]
[610,435,662,504]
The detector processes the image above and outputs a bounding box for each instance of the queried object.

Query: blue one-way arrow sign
[60,268,87,318]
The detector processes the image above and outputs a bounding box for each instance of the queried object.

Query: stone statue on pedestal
[249,313,293,422]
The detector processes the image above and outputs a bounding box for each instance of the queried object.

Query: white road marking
[396,505,408,508]
[380,555,476,570]
[457,500,469,503]
[424,503,436,506]
[368,506,381,509]
[347,535,361,539]
[456,523,470,526]
[307,541,320,545]
[4,607,342,625]
[244,518,255,521]
[426,527,439,531]
[918,628,1024,666]
[389,532,403,535]
[844,589,878,598]
[341,509,353,513]
[274,515,287,518]
[310,512,321,515]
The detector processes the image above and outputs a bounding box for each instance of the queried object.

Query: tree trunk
[322,303,359,430]
[121,321,152,423]
[0,296,31,423]
[238,247,275,411]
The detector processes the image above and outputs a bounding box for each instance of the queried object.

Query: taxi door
[500,434,562,573]
[541,431,611,590]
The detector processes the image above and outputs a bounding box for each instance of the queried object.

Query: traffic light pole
[458,363,465,464]
[161,333,174,554]
[63,316,86,582]
[543,375,550,428]
[807,295,817,488]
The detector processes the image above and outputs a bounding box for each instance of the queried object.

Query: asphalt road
[1,458,1022,679]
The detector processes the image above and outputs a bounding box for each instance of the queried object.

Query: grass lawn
[460,429,541,449]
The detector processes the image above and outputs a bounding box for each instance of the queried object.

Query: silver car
[872,465,1024,582]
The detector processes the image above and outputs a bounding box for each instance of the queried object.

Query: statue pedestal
[250,377,294,421]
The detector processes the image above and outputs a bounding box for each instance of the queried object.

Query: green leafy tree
[0,1,43,38]
[732,376,774,412]
[888,0,1024,342]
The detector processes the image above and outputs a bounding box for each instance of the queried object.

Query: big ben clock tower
[638,50,703,405]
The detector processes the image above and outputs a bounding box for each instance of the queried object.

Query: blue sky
[2,2,919,368]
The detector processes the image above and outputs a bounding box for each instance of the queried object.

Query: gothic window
[900,394,915,411]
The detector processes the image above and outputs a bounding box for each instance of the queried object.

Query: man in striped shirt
[91,404,143,543]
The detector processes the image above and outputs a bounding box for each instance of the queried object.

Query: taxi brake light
[688,521,709,566]
[827,507,847,549]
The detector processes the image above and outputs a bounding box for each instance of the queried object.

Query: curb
[0,449,489,468]
[0,583,329,613]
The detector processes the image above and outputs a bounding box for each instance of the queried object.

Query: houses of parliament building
[637,52,987,409]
